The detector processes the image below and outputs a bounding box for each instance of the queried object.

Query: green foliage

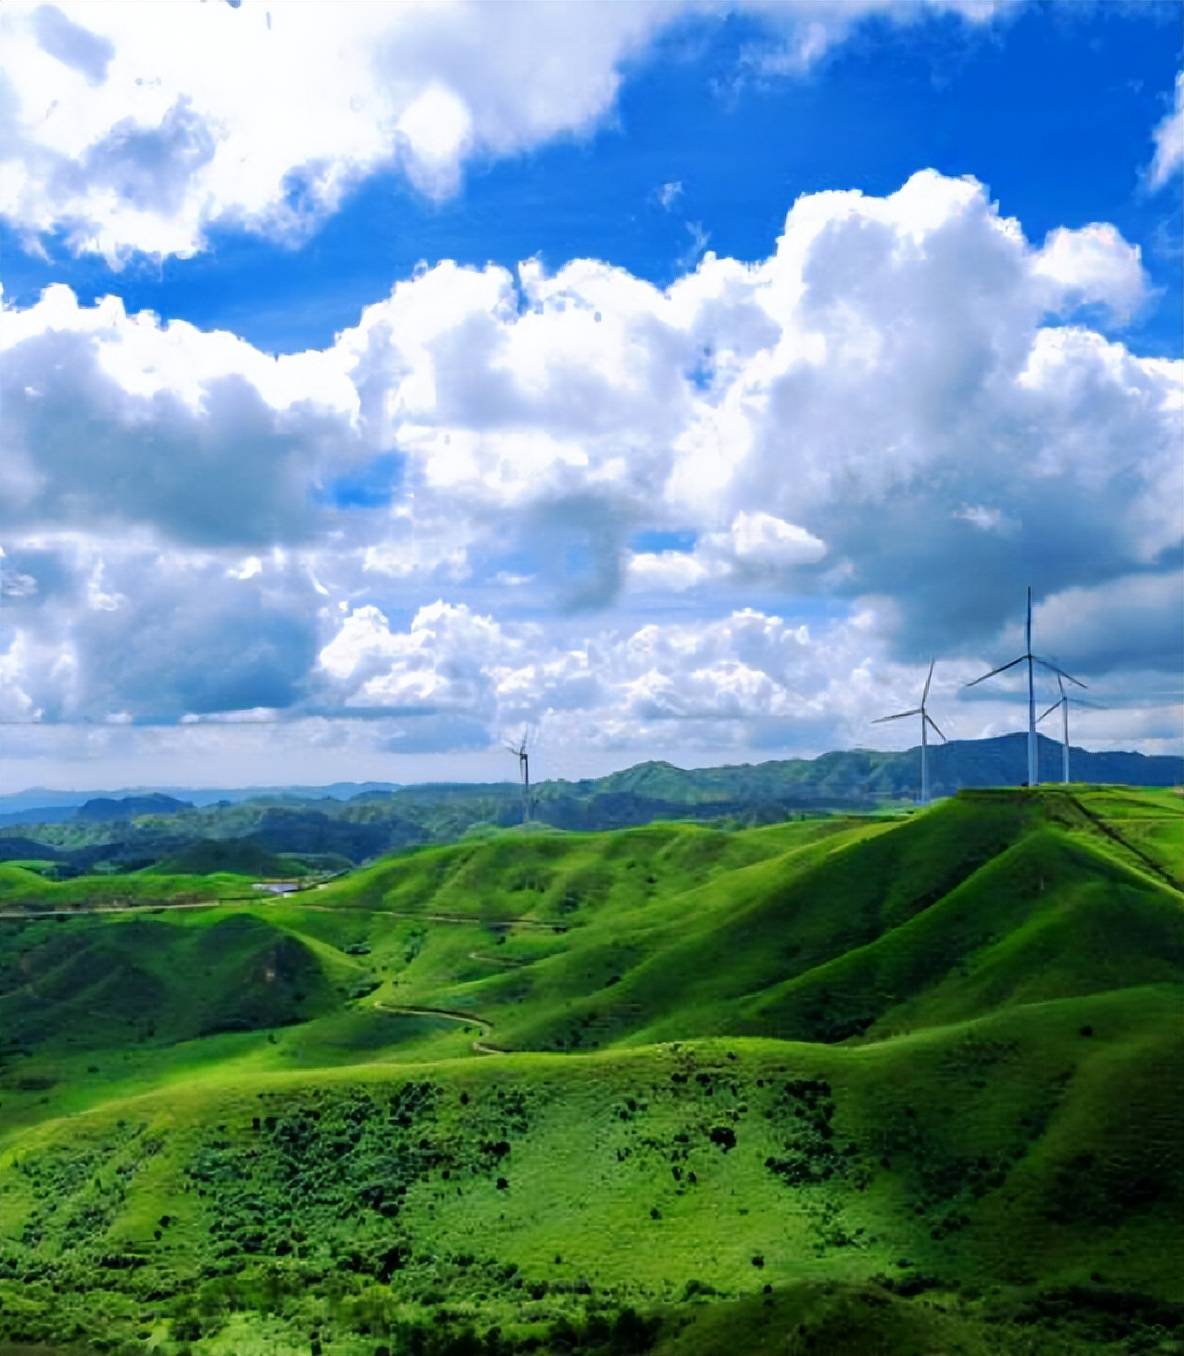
[0,786,1179,1355]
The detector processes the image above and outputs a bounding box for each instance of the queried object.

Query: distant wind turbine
[963,586,1086,787]
[1037,674,1106,784]
[505,728,531,824]
[872,659,947,806]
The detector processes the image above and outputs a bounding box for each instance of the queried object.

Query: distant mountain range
[0,733,1178,874]
[0,782,401,825]
[2,733,1177,818]
[578,732,1182,804]
[0,775,401,813]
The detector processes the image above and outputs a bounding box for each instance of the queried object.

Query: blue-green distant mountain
[577,732,1182,806]
[73,792,193,822]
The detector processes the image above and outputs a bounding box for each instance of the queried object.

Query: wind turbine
[963,586,1086,787]
[1037,675,1105,784]
[505,728,531,824]
[872,659,947,806]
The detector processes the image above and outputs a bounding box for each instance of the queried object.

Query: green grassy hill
[0,787,1180,1356]
[0,912,351,1059]
[0,863,256,912]
[144,837,298,879]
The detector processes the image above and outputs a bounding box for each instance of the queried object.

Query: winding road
[0,885,551,1060]
[372,1000,504,1056]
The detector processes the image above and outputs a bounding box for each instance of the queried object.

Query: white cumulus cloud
[1148,70,1184,192]
[0,0,1020,260]
[1,171,1179,771]
[1032,223,1147,322]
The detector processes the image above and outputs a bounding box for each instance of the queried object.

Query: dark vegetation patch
[1042,1150,1171,1225]
[762,1077,867,1192]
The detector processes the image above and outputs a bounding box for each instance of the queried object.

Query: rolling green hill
[0,786,1180,1356]
[144,837,298,879]
[0,863,256,912]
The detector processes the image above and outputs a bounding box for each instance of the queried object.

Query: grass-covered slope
[311,815,859,922]
[0,863,253,911]
[0,911,351,1060]
[328,788,1181,1055]
[2,994,1180,1354]
[143,838,297,879]
[0,787,1179,1356]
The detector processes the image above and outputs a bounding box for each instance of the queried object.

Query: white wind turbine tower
[505,728,531,824]
[963,586,1086,787]
[872,659,947,806]
[1037,674,1105,784]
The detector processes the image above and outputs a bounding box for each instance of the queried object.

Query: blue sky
[2,3,1179,355]
[0,0,1180,789]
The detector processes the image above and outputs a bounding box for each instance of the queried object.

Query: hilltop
[0,785,1180,1354]
[143,837,308,879]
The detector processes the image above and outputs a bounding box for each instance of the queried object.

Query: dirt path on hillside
[0,900,568,932]
[0,900,246,919]
[372,1000,505,1056]
[465,949,528,966]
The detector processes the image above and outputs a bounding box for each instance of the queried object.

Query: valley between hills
[0,785,1181,1355]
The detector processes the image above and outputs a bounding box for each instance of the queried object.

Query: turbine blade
[1036,698,1063,724]
[1033,656,1087,688]
[924,713,947,743]
[1072,696,1108,710]
[871,708,922,723]
[923,658,934,704]
[963,655,1025,688]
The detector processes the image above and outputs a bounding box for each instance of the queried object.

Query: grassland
[0,864,255,912]
[0,786,1180,1355]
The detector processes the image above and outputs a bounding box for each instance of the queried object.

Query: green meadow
[0,786,1181,1355]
